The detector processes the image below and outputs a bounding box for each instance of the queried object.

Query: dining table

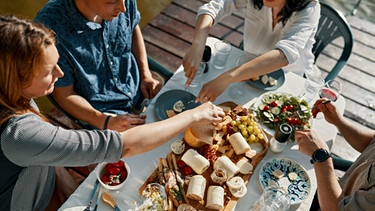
[59,37,346,211]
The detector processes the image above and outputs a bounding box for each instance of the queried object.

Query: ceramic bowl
[97,160,130,190]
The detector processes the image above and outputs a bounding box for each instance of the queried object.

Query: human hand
[312,98,342,125]
[294,130,329,157]
[140,76,163,99]
[196,75,231,102]
[107,114,146,132]
[188,102,225,125]
[182,45,205,86]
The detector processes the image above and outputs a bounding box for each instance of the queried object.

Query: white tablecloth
[59,37,346,211]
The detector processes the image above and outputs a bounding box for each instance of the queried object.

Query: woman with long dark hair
[183,0,320,102]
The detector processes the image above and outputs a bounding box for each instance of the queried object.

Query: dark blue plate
[247,69,285,91]
[154,89,201,120]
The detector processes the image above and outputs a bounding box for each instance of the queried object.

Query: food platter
[252,91,312,136]
[154,89,201,120]
[140,102,269,210]
[259,158,311,205]
[247,69,285,91]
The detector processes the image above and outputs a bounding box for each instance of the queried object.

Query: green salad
[254,93,312,131]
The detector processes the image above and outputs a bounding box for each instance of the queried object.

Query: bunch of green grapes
[229,115,264,143]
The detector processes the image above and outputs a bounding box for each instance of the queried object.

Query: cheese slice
[261,75,269,85]
[236,159,253,174]
[186,175,206,201]
[181,149,210,174]
[273,169,284,179]
[206,186,224,210]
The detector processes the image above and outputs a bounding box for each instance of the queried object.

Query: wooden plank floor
[141,0,375,160]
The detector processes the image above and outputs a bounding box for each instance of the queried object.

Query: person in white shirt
[183,0,320,102]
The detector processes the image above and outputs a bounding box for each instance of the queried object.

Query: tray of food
[139,102,269,210]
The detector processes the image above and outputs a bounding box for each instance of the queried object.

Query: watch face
[314,149,330,162]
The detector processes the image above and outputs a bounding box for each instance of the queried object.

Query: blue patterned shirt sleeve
[35,0,142,114]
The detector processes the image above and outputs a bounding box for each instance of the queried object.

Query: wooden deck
[141,0,375,160]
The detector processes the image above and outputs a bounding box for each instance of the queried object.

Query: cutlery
[303,99,332,112]
[140,98,149,113]
[84,179,99,211]
[102,192,121,211]
[92,187,101,211]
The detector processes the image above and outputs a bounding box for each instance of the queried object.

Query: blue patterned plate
[259,158,311,205]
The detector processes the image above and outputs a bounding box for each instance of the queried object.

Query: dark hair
[253,0,313,25]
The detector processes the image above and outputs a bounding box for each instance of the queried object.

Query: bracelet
[103,115,111,130]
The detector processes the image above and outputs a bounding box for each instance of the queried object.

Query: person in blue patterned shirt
[35,0,163,132]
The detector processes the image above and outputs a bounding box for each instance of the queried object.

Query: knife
[84,179,99,211]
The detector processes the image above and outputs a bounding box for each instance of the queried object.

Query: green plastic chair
[147,56,174,82]
[238,2,354,82]
[313,2,354,82]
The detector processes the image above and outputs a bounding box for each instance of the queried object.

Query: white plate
[62,206,87,211]
[259,158,311,205]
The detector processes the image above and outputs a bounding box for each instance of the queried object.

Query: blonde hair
[0,15,55,124]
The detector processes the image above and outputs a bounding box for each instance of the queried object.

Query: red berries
[100,160,128,186]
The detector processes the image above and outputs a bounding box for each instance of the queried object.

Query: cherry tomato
[177,160,186,169]
[263,105,270,111]
[288,117,298,125]
[281,106,288,113]
[270,101,278,107]
[273,118,279,123]
[287,105,294,111]
[183,166,193,175]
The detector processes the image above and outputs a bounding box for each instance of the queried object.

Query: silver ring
[204,96,209,100]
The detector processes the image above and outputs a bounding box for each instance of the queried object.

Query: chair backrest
[312,2,354,82]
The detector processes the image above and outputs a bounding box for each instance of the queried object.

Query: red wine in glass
[319,87,339,101]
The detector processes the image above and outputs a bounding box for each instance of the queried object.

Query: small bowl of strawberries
[97,160,130,190]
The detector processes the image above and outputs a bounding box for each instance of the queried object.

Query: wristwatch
[310,148,331,164]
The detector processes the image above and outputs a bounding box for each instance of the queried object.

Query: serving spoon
[102,192,121,211]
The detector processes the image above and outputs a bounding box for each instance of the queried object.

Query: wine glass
[319,79,342,102]
[227,55,251,99]
[315,79,342,119]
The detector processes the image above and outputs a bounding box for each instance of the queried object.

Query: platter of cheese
[139,102,270,210]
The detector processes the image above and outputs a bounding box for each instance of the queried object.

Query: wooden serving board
[140,102,269,211]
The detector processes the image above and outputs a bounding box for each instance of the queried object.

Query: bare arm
[52,86,106,129]
[119,102,224,157]
[131,25,161,99]
[294,130,341,211]
[52,86,145,131]
[313,99,375,152]
[183,14,214,86]
[196,49,288,102]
